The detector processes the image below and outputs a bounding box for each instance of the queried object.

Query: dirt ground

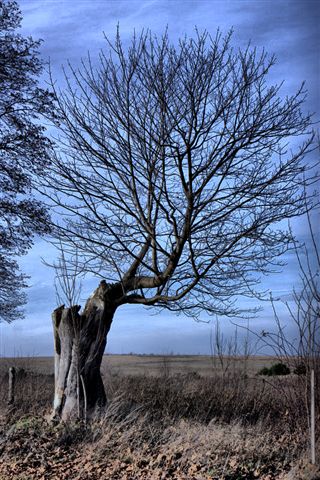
[0,356,319,479]
[0,408,318,480]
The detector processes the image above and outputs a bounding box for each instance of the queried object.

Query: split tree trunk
[52,281,116,421]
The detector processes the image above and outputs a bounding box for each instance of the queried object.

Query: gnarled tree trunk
[52,281,116,421]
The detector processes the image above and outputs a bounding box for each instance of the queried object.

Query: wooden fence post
[8,366,16,405]
[311,369,315,465]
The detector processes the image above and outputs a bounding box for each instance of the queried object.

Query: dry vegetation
[0,355,319,480]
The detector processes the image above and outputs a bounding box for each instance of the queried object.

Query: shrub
[258,363,290,376]
[270,363,290,375]
[293,363,307,375]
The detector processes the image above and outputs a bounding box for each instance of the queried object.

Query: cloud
[2,0,317,356]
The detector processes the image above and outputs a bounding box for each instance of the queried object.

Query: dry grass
[0,356,319,479]
[0,354,281,377]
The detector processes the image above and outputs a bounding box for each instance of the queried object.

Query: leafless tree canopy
[45,30,315,318]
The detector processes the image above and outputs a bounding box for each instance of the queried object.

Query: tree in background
[0,0,52,322]
[45,30,316,420]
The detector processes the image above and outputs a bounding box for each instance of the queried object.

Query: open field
[0,354,281,377]
[0,355,319,479]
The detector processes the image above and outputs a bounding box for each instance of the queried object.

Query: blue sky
[1,0,319,356]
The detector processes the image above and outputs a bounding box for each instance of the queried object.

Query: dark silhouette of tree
[0,0,52,322]
[45,29,316,420]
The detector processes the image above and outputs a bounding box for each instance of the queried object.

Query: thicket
[258,362,291,377]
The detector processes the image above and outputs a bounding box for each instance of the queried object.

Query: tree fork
[52,281,116,421]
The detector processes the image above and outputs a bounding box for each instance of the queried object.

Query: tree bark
[52,281,116,421]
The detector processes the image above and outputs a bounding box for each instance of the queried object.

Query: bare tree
[260,210,319,375]
[44,29,316,420]
[209,318,257,377]
[253,206,319,449]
